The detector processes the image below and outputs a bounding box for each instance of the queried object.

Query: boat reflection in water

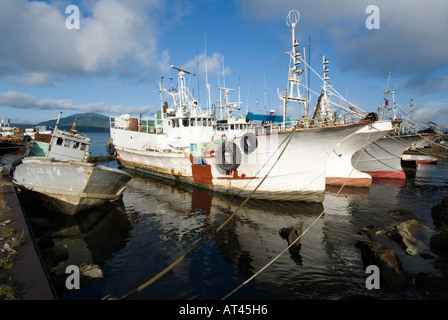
[28,160,448,300]
[22,198,132,296]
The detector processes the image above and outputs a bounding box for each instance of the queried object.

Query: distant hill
[37,112,110,132]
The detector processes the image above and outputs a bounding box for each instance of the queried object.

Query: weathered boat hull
[351,134,427,179]
[325,121,393,187]
[402,151,438,165]
[12,157,132,215]
[111,123,368,202]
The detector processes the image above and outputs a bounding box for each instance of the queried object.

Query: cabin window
[64,139,72,148]
[174,119,179,127]
[190,118,196,126]
[80,143,87,151]
[168,120,171,126]
[182,118,189,127]
[231,124,234,130]
[197,118,202,126]
[56,137,63,145]
[73,141,80,149]
[208,119,212,126]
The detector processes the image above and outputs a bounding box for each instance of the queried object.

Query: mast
[278,10,308,126]
[159,76,165,120]
[204,32,212,114]
[168,65,198,116]
[46,111,63,157]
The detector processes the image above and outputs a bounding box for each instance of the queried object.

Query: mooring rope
[221,127,374,299]
[109,121,303,300]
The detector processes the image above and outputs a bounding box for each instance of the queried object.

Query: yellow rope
[114,123,302,300]
[221,126,374,299]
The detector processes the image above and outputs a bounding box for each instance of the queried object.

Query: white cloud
[182,52,230,78]
[0,90,153,114]
[0,0,173,85]
[411,99,448,125]
[237,0,448,93]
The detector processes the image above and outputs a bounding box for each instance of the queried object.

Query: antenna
[204,32,211,114]
[286,10,300,28]
[170,65,195,76]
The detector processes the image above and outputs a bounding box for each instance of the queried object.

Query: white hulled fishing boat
[306,56,393,187]
[352,78,432,179]
[108,10,376,202]
[12,112,132,215]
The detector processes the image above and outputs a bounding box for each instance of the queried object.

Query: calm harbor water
[19,132,448,300]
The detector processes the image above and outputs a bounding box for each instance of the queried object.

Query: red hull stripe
[364,170,406,179]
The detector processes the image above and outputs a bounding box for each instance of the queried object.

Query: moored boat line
[109,10,392,202]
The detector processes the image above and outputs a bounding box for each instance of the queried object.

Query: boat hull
[12,157,132,215]
[351,134,427,179]
[325,121,393,187]
[402,151,438,165]
[111,123,368,202]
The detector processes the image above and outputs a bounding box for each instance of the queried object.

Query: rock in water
[80,264,103,286]
[279,221,303,247]
[357,241,411,290]
[388,209,412,216]
[432,196,448,232]
[384,219,434,255]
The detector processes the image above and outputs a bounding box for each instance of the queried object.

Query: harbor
[0,160,56,300]
[1,131,448,301]
[1,4,448,308]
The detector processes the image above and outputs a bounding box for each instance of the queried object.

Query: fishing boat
[108,10,379,202]
[0,116,26,155]
[23,125,52,142]
[11,112,132,215]
[351,82,432,179]
[307,56,393,187]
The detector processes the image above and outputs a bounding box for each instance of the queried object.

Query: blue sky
[1,0,448,129]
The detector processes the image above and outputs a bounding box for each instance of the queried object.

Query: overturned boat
[11,112,132,215]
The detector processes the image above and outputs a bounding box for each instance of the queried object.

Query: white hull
[325,121,393,187]
[12,157,132,215]
[351,134,427,179]
[111,123,368,202]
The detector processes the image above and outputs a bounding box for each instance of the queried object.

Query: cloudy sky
[0,0,447,127]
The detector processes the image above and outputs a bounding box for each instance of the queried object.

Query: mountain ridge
[12,112,111,132]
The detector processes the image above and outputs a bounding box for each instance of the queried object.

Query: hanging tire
[216,141,241,172]
[240,132,257,154]
[106,141,117,157]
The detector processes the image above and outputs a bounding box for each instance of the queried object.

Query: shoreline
[0,171,56,300]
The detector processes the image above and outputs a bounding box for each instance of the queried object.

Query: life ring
[216,141,241,173]
[240,132,257,154]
